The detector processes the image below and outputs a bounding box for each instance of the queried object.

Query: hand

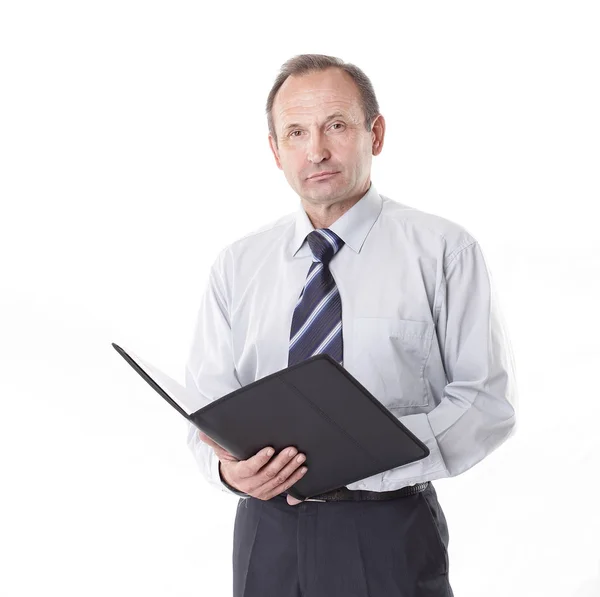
[197,431,308,505]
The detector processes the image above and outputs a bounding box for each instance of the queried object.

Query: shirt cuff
[380,413,449,488]
[216,458,251,498]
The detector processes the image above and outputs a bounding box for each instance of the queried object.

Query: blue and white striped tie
[288,228,345,367]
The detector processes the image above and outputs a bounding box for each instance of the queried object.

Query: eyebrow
[283,111,347,133]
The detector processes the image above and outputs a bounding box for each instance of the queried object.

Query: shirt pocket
[351,317,434,409]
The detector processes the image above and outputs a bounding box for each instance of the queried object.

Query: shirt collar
[290,181,383,258]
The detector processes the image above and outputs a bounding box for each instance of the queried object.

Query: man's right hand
[197,431,308,501]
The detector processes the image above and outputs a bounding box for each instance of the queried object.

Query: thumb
[197,430,237,461]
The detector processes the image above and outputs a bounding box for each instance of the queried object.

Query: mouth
[307,172,339,181]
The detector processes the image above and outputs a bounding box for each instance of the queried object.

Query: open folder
[112,342,429,501]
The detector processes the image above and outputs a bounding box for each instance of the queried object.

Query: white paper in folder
[114,344,206,416]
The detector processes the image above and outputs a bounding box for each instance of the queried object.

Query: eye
[289,130,302,137]
[331,122,344,130]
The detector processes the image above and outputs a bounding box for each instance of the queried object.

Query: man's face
[269,68,382,205]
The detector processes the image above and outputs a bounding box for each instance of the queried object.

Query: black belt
[303,481,430,502]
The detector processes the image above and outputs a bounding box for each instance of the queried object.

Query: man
[185,54,517,596]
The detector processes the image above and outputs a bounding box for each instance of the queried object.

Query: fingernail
[266,448,274,456]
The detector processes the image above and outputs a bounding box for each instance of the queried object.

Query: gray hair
[266,54,381,148]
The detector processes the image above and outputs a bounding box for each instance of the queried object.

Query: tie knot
[307,229,344,265]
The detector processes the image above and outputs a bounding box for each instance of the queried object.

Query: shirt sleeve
[184,247,251,499]
[383,241,518,485]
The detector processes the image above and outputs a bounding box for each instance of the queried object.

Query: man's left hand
[197,430,307,506]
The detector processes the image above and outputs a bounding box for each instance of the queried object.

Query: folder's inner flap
[117,345,208,416]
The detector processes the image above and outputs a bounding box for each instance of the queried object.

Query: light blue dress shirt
[185,182,518,498]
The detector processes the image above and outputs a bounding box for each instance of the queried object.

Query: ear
[268,134,283,170]
[371,114,386,156]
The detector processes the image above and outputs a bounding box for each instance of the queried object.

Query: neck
[303,180,370,229]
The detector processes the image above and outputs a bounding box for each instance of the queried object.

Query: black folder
[112,342,429,500]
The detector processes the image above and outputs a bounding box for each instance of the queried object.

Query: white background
[1,1,599,595]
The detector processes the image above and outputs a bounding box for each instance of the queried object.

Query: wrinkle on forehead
[275,94,362,130]
[273,72,364,131]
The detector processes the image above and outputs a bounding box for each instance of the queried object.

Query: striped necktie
[288,228,345,367]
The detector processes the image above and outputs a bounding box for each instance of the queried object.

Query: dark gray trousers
[232,482,453,597]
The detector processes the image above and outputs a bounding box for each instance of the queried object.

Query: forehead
[273,68,362,129]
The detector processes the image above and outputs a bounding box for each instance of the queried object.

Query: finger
[197,430,227,453]
[239,445,276,478]
[287,495,305,506]
[197,431,236,459]
[197,430,219,448]
[261,458,308,501]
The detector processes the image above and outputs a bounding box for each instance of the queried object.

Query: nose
[307,130,330,164]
